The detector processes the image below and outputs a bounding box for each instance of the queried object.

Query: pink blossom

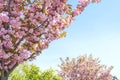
[59,55,113,80]
[0,12,9,22]
[0,0,100,73]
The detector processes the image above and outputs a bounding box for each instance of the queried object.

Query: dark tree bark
[0,63,18,80]
[0,73,9,80]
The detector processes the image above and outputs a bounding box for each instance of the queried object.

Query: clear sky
[32,0,120,78]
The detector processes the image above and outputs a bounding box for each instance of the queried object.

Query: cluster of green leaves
[9,63,63,80]
[39,69,63,80]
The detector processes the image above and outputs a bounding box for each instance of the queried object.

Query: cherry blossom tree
[59,55,113,80]
[0,0,100,80]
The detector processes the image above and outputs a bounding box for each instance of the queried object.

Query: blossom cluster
[59,55,113,80]
[0,0,100,74]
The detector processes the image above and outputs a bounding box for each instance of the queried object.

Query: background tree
[39,68,63,80]
[0,0,100,79]
[59,55,113,80]
[9,63,62,80]
[112,76,119,80]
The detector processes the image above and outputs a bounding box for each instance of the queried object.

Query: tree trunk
[4,72,9,80]
[0,72,9,80]
[1,59,9,80]
[0,62,18,80]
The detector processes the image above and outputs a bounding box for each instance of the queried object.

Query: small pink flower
[0,12,9,22]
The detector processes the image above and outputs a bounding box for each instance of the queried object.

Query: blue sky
[32,0,120,78]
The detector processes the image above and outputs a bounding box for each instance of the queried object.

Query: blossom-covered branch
[0,0,100,79]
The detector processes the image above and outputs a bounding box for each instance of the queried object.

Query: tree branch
[8,0,12,16]
[9,63,18,75]
[14,37,24,51]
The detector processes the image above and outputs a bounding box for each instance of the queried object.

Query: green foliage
[9,63,62,80]
[40,68,63,80]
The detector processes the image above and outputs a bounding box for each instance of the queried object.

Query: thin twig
[8,0,12,16]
